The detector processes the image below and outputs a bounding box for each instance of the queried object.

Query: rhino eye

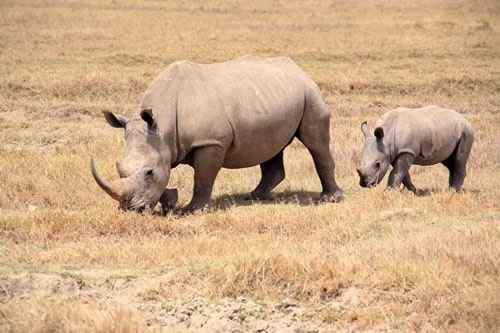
[375,161,381,169]
[145,169,154,180]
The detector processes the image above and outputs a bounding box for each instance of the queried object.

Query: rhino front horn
[90,158,126,201]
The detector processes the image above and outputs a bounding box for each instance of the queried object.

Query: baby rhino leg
[386,153,414,191]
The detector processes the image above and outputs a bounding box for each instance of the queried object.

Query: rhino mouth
[359,179,377,188]
[119,199,154,214]
[359,173,379,188]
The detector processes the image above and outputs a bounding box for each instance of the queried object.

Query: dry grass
[0,0,499,332]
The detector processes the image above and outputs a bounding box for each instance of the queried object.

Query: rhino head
[91,109,177,213]
[356,122,390,188]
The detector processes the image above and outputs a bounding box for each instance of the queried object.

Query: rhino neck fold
[386,122,396,162]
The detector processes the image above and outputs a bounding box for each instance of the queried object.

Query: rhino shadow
[414,188,436,197]
[152,190,322,216]
[213,191,322,211]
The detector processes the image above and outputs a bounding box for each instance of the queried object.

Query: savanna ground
[0,0,499,332]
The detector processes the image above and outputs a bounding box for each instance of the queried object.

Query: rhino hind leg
[442,134,472,192]
[245,151,285,201]
[296,105,342,202]
[441,155,457,189]
[450,164,467,192]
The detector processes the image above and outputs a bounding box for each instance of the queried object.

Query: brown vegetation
[0,0,498,331]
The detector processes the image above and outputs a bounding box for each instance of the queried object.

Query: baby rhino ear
[374,127,384,140]
[361,122,370,138]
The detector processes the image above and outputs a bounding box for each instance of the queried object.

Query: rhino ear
[361,122,370,138]
[103,111,129,129]
[374,127,384,140]
[140,108,158,135]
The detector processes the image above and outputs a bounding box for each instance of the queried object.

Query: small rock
[253,319,269,332]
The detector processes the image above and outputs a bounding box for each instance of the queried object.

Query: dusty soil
[0,272,407,332]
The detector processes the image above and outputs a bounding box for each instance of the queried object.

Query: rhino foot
[405,186,417,194]
[159,188,178,214]
[320,190,343,203]
[243,192,274,201]
[180,202,213,215]
[384,186,400,193]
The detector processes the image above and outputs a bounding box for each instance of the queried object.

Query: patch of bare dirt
[0,272,401,332]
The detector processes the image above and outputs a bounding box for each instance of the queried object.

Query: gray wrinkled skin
[357,106,474,193]
[91,55,343,213]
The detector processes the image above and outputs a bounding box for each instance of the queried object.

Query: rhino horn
[91,158,126,201]
[361,122,371,138]
[115,160,129,178]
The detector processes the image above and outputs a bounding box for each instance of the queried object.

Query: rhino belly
[412,140,458,166]
[221,83,305,168]
[222,114,301,168]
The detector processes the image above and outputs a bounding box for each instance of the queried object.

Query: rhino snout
[357,159,383,188]
[359,178,368,188]
[119,198,156,214]
[356,167,363,177]
[359,177,377,188]
[357,168,380,188]
[357,168,368,187]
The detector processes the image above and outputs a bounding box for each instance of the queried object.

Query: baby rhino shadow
[413,187,477,197]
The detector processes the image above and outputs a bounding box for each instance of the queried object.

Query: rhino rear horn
[115,160,129,178]
[90,158,126,201]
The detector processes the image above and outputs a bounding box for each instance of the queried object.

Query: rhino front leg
[159,188,178,214]
[402,173,417,193]
[386,153,414,191]
[245,150,285,201]
[184,145,224,213]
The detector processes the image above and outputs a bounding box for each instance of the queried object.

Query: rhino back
[378,106,472,166]
[171,56,318,168]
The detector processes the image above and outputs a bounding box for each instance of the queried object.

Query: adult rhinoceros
[357,105,474,193]
[91,55,343,213]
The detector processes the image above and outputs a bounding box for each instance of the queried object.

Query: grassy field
[0,0,499,331]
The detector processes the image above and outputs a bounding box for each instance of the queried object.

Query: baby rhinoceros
[357,105,474,193]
